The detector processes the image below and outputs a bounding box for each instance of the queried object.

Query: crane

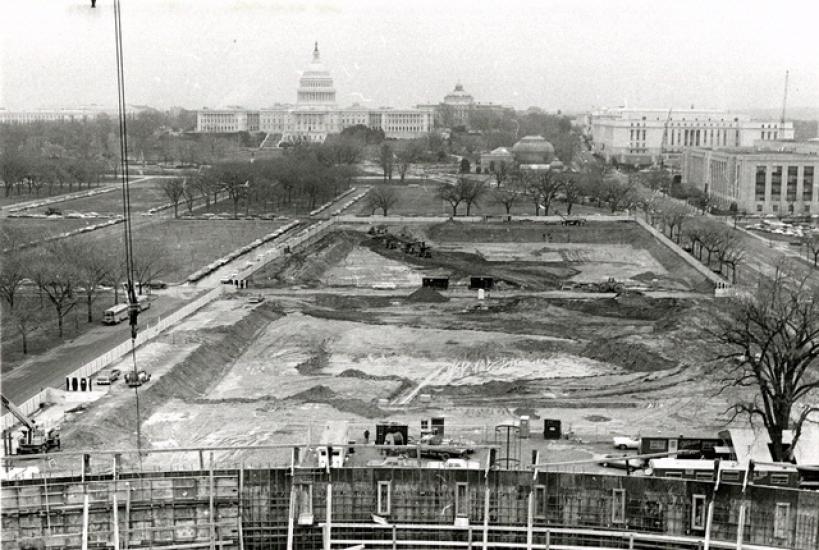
[1,394,61,455]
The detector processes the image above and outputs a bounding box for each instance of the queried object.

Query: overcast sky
[2,0,817,113]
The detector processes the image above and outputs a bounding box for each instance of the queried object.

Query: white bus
[102,297,150,325]
[102,303,129,325]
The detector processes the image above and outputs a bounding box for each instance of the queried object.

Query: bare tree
[8,295,42,355]
[492,161,509,187]
[132,241,172,295]
[437,183,463,217]
[525,171,561,216]
[459,178,488,215]
[802,233,819,266]
[491,185,523,217]
[379,143,394,183]
[559,172,583,215]
[182,179,197,214]
[0,229,28,310]
[365,185,399,216]
[602,174,638,213]
[75,245,113,322]
[395,140,423,183]
[29,241,79,338]
[158,177,185,218]
[713,271,819,461]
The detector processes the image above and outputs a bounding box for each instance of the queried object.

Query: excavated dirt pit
[49,223,728,470]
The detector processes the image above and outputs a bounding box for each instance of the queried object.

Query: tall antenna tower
[780,70,789,126]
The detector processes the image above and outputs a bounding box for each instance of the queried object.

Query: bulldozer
[595,277,626,293]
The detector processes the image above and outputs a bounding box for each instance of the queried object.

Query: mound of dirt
[407,286,449,303]
[583,339,677,372]
[287,385,386,418]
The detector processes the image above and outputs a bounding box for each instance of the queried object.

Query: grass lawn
[355,184,614,217]
[54,180,168,214]
[70,218,292,282]
[2,218,103,241]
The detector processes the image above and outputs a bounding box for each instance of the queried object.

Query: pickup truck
[417,435,475,461]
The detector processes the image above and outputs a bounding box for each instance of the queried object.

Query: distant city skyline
[2,0,818,114]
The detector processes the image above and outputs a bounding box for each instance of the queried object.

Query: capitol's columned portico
[197,44,435,142]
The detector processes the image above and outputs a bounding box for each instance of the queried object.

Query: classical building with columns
[197,44,434,142]
[588,107,794,167]
[681,141,819,215]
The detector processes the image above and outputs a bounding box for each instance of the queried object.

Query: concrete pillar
[323,483,332,550]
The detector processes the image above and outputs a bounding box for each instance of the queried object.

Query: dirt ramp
[66,306,281,450]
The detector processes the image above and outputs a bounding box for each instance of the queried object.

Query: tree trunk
[173,203,179,218]
[57,313,64,338]
[567,202,573,215]
[87,294,93,323]
[451,204,457,217]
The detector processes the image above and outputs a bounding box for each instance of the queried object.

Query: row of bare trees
[0,230,169,354]
[647,196,746,283]
[156,144,359,219]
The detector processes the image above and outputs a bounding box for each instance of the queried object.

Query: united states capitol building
[196,44,437,143]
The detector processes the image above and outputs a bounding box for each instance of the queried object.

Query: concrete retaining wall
[634,216,729,289]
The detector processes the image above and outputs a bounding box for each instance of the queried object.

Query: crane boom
[1,394,37,430]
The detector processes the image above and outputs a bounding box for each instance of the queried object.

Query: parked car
[613,435,640,450]
[96,369,121,385]
[600,454,645,471]
[124,370,151,386]
[220,273,238,284]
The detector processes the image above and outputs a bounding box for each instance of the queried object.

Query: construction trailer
[422,276,449,290]
[1,394,61,455]
[648,458,801,488]
[543,419,562,439]
[639,434,726,459]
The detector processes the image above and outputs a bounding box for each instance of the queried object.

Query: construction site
[3,218,819,550]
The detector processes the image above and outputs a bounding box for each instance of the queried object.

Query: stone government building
[196,44,511,143]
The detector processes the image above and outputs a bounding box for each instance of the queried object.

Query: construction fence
[0,286,224,433]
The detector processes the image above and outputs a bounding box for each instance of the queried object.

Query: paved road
[1,290,197,403]
[256,287,712,300]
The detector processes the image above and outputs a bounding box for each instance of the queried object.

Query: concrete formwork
[3,466,818,550]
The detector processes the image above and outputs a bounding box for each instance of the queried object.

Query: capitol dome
[297,42,336,106]
[511,135,556,164]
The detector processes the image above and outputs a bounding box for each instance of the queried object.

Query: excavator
[1,394,61,455]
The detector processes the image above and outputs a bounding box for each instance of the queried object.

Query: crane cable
[113,0,144,469]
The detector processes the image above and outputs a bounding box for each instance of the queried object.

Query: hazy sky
[2,0,817,113]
